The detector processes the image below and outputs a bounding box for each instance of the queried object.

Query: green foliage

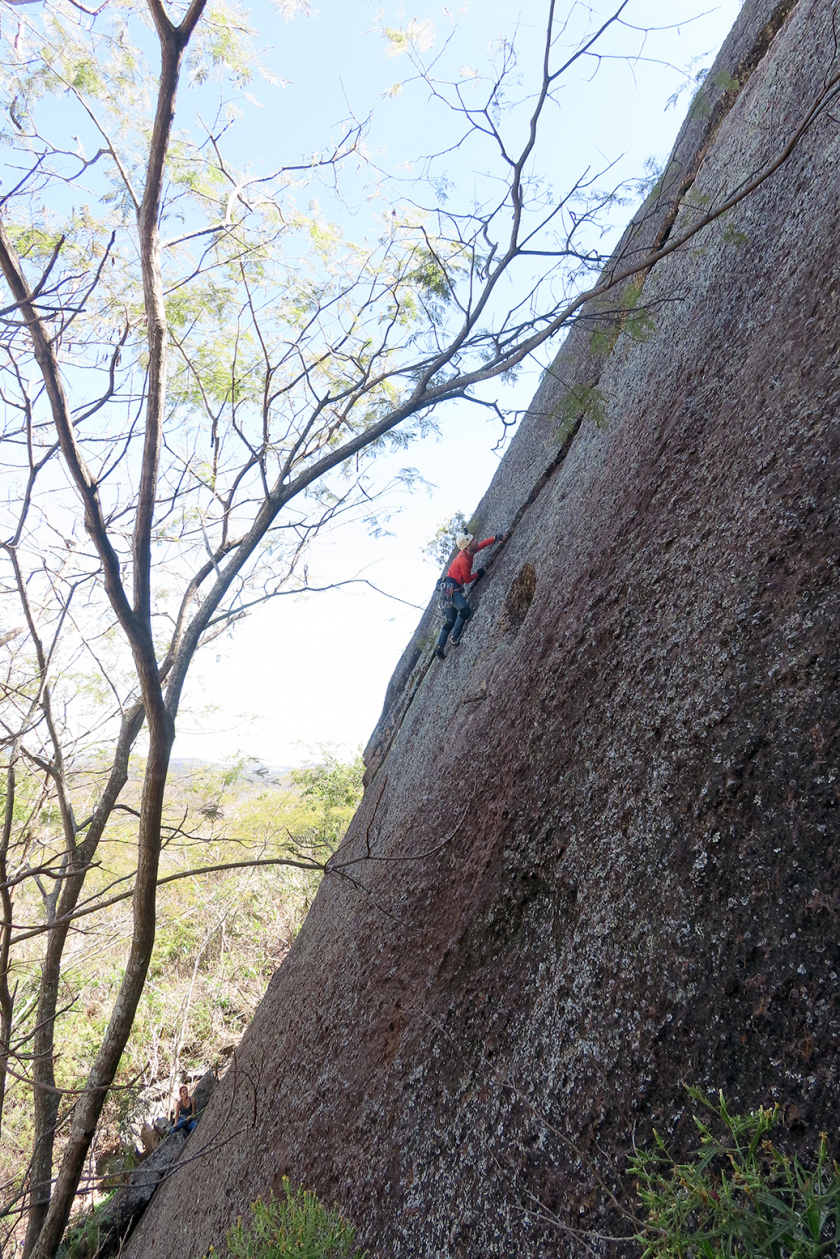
[690,65,740,125]
[634,155,666,203]
[631,1090,840,1259]
[670,62,739,123]
[422,511,469,568]
[690,88,713,121]
[713,68,741,94]
[665,59,711,114]
[589,278,656,359]
[721,223,748,247]
[553,383,609,432]
[0,0,480,584]
[618,279,657,344]
[407,248,454,302]
[0,751,364,1199]
[422,510,482,570]
[222,1180,366,1259]
[291,747,364,850]
[61,1191,118,1259]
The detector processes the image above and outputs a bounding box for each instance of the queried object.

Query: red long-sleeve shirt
[447,538,496,587]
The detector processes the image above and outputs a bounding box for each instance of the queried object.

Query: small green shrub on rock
[221,1179,365,1259]
[631,1089,840,1259]
[60,1190,118,1259]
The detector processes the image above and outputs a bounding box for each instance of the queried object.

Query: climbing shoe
[450,634,461,647]
[433,647,445,661]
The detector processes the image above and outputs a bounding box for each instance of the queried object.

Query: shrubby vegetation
[0,749,362,1237]
[631,1091,840,1259]
[59,1191,118,1259]
[222,1179,365,1259]
[291,752,367,851]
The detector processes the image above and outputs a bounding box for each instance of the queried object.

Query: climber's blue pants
[436,589,472,649]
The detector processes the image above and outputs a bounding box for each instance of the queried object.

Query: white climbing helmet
[455,533,473,550]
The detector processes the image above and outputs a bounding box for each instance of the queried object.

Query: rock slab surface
[127,2,840,1255]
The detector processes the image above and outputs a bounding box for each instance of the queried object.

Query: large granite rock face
[127,1,839,1255]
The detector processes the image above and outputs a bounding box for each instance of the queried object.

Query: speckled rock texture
[127,1,839,1255]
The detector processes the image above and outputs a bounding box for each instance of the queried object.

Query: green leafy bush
[291,747,364,851]
[61,1190,118,1259]
[221,1179,365,1259]
[631,1090,840,1259]
[553,382,609,432]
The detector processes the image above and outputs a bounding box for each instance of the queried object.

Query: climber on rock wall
[433,531,509,660]
[170,1084,197,1135]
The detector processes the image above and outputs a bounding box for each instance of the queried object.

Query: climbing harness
[436,576,460,619]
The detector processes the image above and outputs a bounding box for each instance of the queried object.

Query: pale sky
[172,0,743,768]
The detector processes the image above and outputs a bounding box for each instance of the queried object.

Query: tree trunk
[20,706,144,1257]
[0,754,16,1138]
[30,712,174,1259]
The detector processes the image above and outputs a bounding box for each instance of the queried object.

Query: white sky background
[169,0,744,768]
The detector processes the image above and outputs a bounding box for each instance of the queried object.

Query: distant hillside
[167,758,294,778]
